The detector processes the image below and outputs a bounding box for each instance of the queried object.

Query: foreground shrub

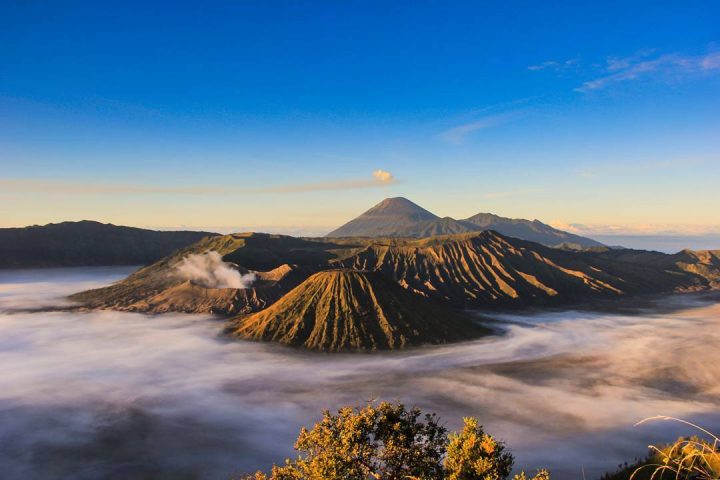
[445,417,513,480]
[242,402,547,480]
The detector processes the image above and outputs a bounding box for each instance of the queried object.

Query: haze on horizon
[1,1,718,248]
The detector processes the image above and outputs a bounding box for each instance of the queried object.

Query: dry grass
[631,416,720,480]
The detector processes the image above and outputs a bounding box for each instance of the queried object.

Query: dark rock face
[0,221,216,268]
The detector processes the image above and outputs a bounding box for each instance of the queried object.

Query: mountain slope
[340,232,712,307]
[70,233,331,314]
[326,197,603,248]
[675,249,720,286]
[326,197,451,237]
[0,221,217,269]
[229,270,488,351]
[71,231,720,315]
[461,213,604,249]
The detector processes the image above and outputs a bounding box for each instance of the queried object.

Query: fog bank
[1,268,719,479]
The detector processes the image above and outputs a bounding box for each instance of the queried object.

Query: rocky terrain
[70,230,720,351]
[229,270,488,351]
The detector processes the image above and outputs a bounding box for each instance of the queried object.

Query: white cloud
[0,170,399,196]
[549,221,720,236]
[440,112,521,144]
[528,59,577,72]
[576,50,720,92]
[548,221,583,234]
[701,52,720,70]
[372,169,394,183]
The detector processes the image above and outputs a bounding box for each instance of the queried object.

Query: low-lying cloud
[550,221,720,237]
[549,221,720,252]
[176,251,255,288]
[2,269,720,479]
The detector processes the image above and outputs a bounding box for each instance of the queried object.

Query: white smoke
[175,251,255,289]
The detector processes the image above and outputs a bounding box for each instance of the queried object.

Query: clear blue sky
[1,1,719,239]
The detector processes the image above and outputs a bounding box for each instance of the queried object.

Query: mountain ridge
[0,220,217,269]
[326,197,604,249]
[72,230,719,313]
[70,231,720,351]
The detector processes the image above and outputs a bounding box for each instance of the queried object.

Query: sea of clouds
[1,268,719,479]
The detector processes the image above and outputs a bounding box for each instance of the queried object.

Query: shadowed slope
[461,212,604,249]
[0,221,216,268]
[229,270,488,351]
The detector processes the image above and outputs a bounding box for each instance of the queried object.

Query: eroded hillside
[72,231,720,315]
[229,270,488,351]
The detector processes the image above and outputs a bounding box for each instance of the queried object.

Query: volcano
[326,197,604,248]
[229,269,488,351]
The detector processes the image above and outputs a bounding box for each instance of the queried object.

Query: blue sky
[1,1,719,243]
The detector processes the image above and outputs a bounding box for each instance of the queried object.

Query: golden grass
[631,416,720,480]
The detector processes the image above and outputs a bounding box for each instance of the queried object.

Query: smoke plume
[175,251,255,288]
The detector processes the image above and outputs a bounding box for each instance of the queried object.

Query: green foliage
[272,402,447,480]
[512,470,551,480]
[445,417,514,480]
[242,402,547,480]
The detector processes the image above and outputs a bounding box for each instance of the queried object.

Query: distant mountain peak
[325,197,441,237]
[327,197,604,248]
[364,197,438,220]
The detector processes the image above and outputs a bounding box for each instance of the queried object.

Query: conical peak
[365,197,438,220]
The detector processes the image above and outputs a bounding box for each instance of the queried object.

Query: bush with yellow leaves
[241,402,548,480]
